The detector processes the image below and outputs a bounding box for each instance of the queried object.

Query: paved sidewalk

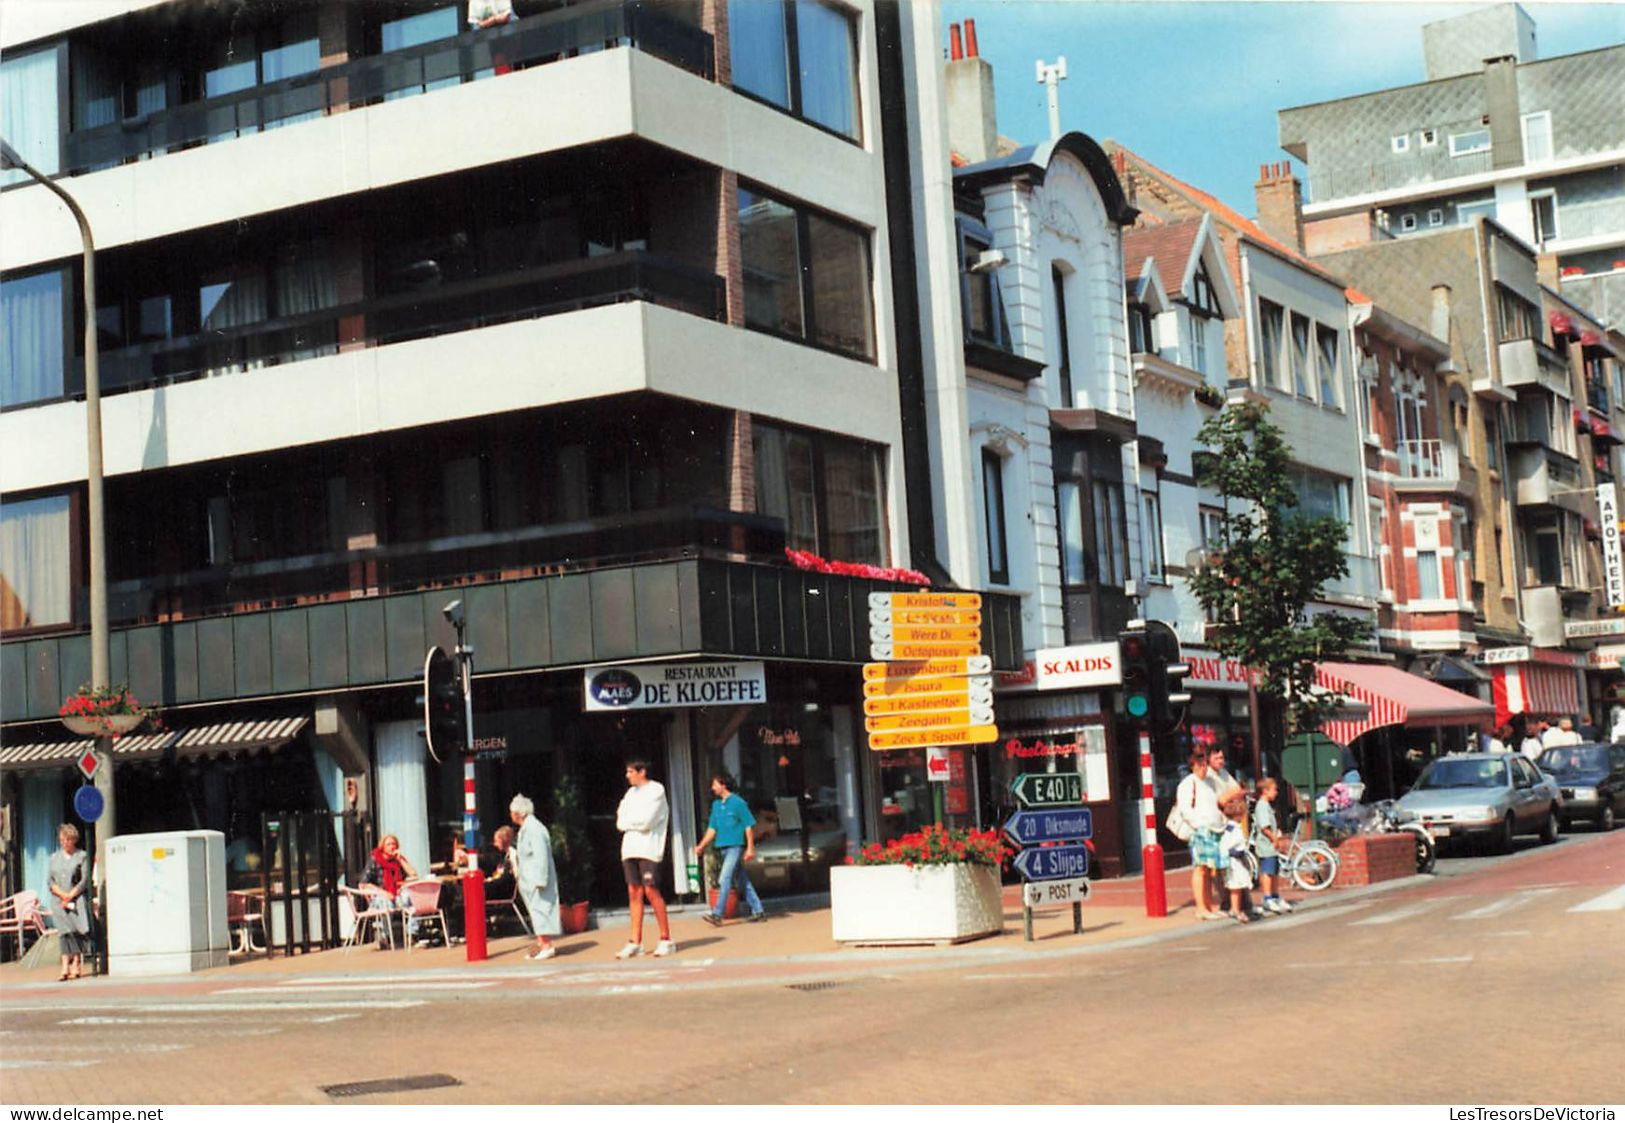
[0,866,1403,993]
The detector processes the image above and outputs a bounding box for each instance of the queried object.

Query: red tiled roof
[1346,286,1374,304]
[1123,220,1204,292]
[1112,144,1341,285]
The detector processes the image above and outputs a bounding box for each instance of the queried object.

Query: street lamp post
[1,139,115,859]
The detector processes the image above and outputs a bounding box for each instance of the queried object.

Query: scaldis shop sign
[1035,642,1122,691]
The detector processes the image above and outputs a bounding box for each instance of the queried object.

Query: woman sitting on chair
[357,834,421,946]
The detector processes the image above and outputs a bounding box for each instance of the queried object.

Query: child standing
[1252,777,1293,914]
[1219,795,1254,923]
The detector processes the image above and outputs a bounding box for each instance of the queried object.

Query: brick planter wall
[1332,834,1415,886]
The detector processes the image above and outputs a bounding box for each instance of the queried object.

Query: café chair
[483,881,533,937]
[401,878,451,951]
[340,885,399,952]
[225,890,266,955]
[0,891,49,958]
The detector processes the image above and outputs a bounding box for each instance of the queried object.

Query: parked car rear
[1538,742,1625,831]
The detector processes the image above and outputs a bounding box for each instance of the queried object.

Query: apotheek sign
[1599,483,1625,609]
[583,661,767,711]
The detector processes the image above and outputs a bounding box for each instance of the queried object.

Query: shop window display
[695,696,853,894]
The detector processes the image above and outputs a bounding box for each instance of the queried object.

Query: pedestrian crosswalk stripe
[1568,884,1625,913]
[218,982,494,995]
[1351,900,1443,926]
[1250,901,1373,930]
[1450,888,1555,920]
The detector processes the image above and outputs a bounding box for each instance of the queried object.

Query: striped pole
[1140,730,1167,917]
[459,647,487,962]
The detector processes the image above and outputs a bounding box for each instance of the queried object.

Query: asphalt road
[3,830,1621,1105]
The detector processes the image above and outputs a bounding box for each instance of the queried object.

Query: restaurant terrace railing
[60,0,713,177]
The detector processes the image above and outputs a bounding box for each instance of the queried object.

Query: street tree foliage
[1189,402,1369,734]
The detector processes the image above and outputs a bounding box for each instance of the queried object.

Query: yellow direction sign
[863,656,992,680]
[865,708,994,733]
[871,608,982,628]
[870,624,982,644]
[871,641,983,661]
[869,725,1000,750]
[863,687,993,715]
[864,672,994,699]
[869,592,983,611]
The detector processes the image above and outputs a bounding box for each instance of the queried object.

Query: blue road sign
[1012,843,1091,882]
[1004,807,1093,847]
[73,783,104,823]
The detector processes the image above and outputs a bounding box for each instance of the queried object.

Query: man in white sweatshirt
[614,758,674,958]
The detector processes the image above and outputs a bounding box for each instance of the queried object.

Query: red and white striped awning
[1316,662,1494,747]
[1491,664,1583,725]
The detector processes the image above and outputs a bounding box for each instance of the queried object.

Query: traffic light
[1118,628,1153,724]
[1144,619,1191,729]
[419,646,466,763]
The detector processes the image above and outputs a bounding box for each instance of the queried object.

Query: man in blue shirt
[694,771,766,926]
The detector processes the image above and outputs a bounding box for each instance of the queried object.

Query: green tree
[1189,402,1369,734]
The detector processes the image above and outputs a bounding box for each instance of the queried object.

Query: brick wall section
[1333,833,1415,885]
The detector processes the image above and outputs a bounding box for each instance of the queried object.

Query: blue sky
[939,1,1625,215]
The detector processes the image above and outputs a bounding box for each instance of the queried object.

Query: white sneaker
[1263,898,1286,914]
[615,942,643,960]
[524,945,556,961]
[653,939,677,957]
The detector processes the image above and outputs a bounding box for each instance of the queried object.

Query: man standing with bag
[1174,748,1227,921]
[694,771,766,926]
[615,758,676,959]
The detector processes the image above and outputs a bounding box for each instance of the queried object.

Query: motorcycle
[1362,799,1438,875]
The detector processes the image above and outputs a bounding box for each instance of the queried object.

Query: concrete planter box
[829,863,1004,945]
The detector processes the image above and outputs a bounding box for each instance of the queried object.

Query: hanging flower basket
[59,683,156,739]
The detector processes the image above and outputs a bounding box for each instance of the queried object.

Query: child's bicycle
[1274,813,1341,892]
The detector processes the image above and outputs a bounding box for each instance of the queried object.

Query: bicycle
[1273,816,1340,892]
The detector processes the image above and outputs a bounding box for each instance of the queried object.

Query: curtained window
[1,47,61,187]
[374,720,433,878]
[0,493,72,630]
[2,268,67,407]
[729,0,859,141]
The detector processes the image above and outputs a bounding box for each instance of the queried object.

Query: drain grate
[322,1074,463,1099]
[786,979,861,993]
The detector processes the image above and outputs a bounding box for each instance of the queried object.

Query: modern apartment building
[0,0,1025,906]
[1317,216,1625,724]
[1278,3,1625,325]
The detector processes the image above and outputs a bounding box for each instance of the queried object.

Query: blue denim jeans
[713,845,763,918]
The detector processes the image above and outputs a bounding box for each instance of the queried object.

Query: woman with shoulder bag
[1174,748,1227,920]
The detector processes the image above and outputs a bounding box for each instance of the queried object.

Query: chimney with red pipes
[946,19,997,164]
[1254,160,1305,253]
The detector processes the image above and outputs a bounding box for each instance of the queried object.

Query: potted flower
[58,683,156,738]
[702,846,741,919]
[549,773,595,934]
[829,823,1009,945]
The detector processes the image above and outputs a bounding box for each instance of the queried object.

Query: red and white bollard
[461,758,487,962]
[1140,731,1167,918]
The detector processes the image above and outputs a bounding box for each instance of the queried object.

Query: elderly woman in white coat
[510,794,561,960]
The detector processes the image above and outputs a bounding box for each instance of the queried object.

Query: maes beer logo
[589,668,642,706]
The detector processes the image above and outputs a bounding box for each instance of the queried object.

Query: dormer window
[956,217,1018,358]
[1129,302,1155,354]
[1190,260,1222,318]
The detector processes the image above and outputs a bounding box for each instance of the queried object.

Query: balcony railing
[96,505,786,629]
[83,251,723,398]
[1397,438,1460,482]
[1302,150,1493,205]
[60,0,713,176]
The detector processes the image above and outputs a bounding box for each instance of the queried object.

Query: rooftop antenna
[1036,57,1067,140]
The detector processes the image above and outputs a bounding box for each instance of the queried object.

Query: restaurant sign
[583,661,767,711]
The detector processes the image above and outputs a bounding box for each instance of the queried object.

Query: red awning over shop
[1316,662,1494,747]
[1491,664,1583,725]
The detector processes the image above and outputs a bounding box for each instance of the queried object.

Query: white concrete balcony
[3,32,882,273]
[0,299,901,495]
[1394,438,1474,497]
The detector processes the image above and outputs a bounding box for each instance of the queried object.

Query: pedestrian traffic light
[1118,628,1153,725]
[419,646,466,763]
